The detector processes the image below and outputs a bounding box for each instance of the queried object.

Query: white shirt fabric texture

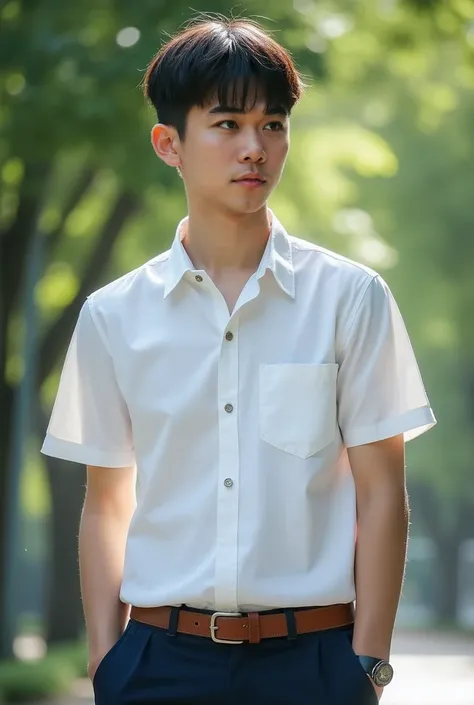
[41,213,436,612]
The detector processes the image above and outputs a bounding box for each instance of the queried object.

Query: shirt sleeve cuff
[342,406,437,448]
[41,434,135,468]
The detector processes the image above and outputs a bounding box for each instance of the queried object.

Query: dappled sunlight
[35,263,79,313]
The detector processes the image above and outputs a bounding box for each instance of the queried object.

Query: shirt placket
[214,313,240,611]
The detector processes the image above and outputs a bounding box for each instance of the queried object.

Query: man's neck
[181,205,271,276]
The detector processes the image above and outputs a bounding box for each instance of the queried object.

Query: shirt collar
[163,211,295,299]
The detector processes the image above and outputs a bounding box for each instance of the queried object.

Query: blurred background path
[387,630,474,705]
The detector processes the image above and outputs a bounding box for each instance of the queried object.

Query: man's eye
[264,121,285,131]
[216,120,238,129]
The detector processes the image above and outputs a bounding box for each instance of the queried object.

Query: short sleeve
[337,275,436,448]
[41,298,135,467]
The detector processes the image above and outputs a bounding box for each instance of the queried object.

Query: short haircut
[143,16,304,138]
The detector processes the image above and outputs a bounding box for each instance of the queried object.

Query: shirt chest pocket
[259,363,339,459]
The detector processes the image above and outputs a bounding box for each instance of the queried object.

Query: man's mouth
[233,173,267,187]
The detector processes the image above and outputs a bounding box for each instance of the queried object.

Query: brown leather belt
[130,603,355,644]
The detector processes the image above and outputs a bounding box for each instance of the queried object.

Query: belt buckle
[210,611,243,644]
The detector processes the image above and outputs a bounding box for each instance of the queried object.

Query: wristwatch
[357,656,394,687]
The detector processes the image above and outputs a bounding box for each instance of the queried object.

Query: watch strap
[357,655,383,675]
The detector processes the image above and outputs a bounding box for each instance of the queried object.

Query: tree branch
[1,164,51,301]
[38,190,140,384]
[46,167,96,256]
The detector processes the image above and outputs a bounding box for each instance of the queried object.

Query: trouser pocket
[93,620,151,705]
[319,625,379,705]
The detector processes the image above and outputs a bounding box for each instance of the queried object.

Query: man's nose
[239,130,267,163]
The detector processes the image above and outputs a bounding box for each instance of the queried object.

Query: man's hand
[87,647,112,683]
[87,656,102,682]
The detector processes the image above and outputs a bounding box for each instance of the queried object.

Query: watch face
[373,661,394,687]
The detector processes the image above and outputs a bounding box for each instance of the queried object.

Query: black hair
[143,16,304,138]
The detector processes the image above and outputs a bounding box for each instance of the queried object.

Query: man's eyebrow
[208,105,288,116]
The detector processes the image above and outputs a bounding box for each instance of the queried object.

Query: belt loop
[247,612,261,644]
[284,609,297,640]
[167,605,181,637]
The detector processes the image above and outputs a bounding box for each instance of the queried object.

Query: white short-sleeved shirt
[41,212,436,611]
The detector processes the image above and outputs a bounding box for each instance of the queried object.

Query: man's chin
[198,188,272,216]
[226,192,271,215]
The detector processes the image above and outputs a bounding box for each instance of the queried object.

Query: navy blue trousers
[93,618,378,704]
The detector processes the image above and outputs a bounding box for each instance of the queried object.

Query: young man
[41,16,436,705]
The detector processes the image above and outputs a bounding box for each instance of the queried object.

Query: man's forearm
[352,486,409,660]
[79,507,132,661]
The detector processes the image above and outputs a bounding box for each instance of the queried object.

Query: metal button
[225,331,234,341]
[224,403,234,413]
[224,478,233,488]
[195,275,203,282]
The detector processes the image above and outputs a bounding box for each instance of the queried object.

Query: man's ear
[151,124,181,168]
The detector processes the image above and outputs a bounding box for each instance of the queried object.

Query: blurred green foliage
[0,642,86,702]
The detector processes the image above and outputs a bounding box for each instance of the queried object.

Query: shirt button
[225,331,234,341]
[195,275,203,282]
[224,403,234,413]
[224,478,234,488]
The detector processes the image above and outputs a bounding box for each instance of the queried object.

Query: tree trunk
[0,382,15,654]
[409,479,474,626]
[44,456,85,644]
[0,161,51,656]
[435,534,460,624]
